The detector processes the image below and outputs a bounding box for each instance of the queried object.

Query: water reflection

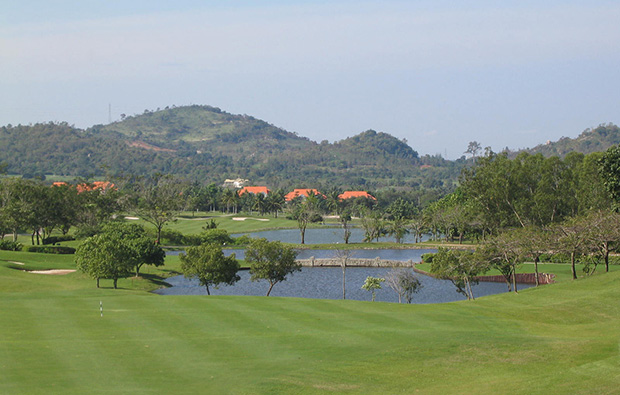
[155,267,529,303]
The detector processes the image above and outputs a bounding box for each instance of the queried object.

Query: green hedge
[42,235,76,245]
[0,240,22,251]
[23,245,76,254]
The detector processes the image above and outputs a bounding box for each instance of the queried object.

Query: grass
[2,249,620,393]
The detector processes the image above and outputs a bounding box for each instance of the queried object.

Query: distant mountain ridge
[0,105,617,190]
[519,123,620,158]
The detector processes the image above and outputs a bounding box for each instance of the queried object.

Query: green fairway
[2,251,620,394]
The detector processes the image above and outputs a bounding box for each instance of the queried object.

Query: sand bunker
[124,216,139,220]
[28,269,76,275]
[9,261,25,265]
[232,217,269,222]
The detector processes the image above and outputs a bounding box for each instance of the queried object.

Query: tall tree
[132,175,186,244]
[180,243,240,295]
[246,238,300,296]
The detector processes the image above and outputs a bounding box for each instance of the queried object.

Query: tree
[75,233,134,289]
[100,222,165,277]
[480,231,526,292]
[599,144,620,210]
[579,210,620,273]
[553,218,591,280]
[180,244,240,295]
[339,210,352,244]
[465,141,482,164]
[361,276,384,302]
[334,249,353,299]
[386,217,410,244]
[132,175,186,244]
[429,248,487,300]
[385,269,422,303]
[246,238,300,296]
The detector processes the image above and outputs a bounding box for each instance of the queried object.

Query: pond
[155,267,530,303]
[233,227,431,245]
[162,248,532,303]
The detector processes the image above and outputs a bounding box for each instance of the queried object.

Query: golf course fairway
[1,254,620,394]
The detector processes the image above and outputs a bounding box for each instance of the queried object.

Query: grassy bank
[2,250,620,393]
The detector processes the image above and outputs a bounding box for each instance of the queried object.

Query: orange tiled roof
[338,191,376,200]
[284,188,324,201]
[239,186,270,196]
[76,181,115,193]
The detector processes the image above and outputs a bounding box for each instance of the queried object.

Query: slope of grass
[2,251,620,393]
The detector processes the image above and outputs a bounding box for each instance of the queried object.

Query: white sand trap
[28,269,76,275]
[232,217,269,222]
[9,261,25,265]
[124,216,139,220]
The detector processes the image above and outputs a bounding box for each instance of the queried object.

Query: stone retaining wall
[474,273,555,285]
[297,257,415,268]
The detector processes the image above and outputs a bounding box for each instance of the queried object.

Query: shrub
[233,234,254,246]
[23,245,76,254]
[199,229,234,246]
[0,240,22,251]
[42,235,76,245]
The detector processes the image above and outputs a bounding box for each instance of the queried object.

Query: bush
[233,234,254,246]
[199,229,234,246]
[74,224,101,239]
[23,245,76,254]
[0,239,22,251]
[42,235,76,245]
[421,253,435,263]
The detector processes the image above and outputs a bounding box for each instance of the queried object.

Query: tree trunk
[113,278,118,289]
[534,256,540,287]
[342,265,346,300]
[96,278,100,288]
[205,284,211,296]
[571,252,577,279]
[266,282,275,296]
[512,265,518,293]
[300,229,305,244]
[605,249,610,273]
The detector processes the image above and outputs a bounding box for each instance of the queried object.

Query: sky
[2,1,620,159]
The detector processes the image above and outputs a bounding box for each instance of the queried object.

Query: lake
[155,267,528,303]
[162,246,531,303]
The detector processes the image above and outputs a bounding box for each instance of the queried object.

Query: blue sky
[2,1,619,158]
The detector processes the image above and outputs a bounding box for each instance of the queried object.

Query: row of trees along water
[1,146,620,247]
[425,145,620,299]
[3,144,620,292]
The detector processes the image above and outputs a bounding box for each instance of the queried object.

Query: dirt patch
[28,269,76,275]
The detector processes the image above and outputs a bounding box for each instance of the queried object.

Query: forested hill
[2,105,615,190]
[519,123,620,158]
[0,105,458,190]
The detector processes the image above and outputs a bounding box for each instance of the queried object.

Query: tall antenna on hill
[108,103,112,124]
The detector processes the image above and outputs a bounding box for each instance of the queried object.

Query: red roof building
[338,191,376,200]
[238,186,270,196]
[284,188,325,202]
[75,181,115,193]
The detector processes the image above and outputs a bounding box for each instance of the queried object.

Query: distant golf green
[2,250,620,394]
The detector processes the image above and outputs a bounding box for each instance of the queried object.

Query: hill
[0,105,459,190]
[520,123,620,158]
